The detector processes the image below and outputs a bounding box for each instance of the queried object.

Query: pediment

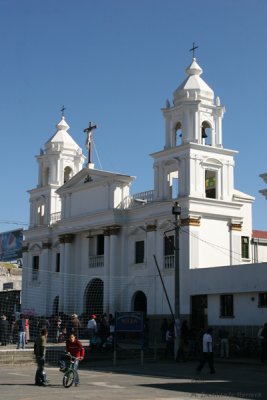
[56,167,134,194]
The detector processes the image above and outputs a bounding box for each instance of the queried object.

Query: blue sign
[115,312,144,333]
[0,229,23,261]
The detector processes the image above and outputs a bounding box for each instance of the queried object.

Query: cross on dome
[189,42,198,59]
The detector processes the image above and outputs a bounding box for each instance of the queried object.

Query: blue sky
[0,0,266,233]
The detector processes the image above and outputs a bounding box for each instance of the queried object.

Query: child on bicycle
[59,333,85,386]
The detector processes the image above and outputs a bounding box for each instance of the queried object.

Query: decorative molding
[230,223,242,231]
[58,234,75,244]
[146,224,157,232]
[42,242,51,249]
[103,228,110,237]
[181,217,201,227]
[109,225,121,236]
[22,245,29,253]
[64,234,75,243]
[59,235,65,244]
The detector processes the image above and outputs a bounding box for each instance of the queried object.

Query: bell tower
[151,56,236,203]
[28,116,85,228]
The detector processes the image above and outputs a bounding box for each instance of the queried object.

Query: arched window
[201,121,212,145]
[64,166,73,183]
[84,278,104,318]
[175,122,183,146]
[132,290,147,315]
[37,201,45,225]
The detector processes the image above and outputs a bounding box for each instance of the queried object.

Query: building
[0,264,21,316]
[22,56,267,330]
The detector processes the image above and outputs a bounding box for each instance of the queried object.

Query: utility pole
[172,201,181,360]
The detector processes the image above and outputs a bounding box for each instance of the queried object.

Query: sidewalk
[0,341,263,367]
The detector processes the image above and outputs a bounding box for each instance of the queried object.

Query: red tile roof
[252,230,267,239]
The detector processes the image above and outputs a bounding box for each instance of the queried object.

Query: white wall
[208,293,267,326]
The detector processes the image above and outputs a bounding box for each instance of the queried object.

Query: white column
[165,116,171,149]
[41,243,51,314]
[64,234,75,315]
[146,225,157,314]
[103,231,110,313]
[194,110,199,142]
[59,236,65,313]
[109,226,121,314]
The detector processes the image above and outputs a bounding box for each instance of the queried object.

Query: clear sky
[0,0,266,233]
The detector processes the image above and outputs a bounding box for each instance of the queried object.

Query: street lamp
[172,201,181,359]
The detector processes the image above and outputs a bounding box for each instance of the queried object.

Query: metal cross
[190,42,198,58]
[61,105,66,117]
[84,122,98,164]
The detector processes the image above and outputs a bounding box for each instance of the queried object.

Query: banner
[115,311,144,333]
[0,229,23,261]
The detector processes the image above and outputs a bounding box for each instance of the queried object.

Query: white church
[22,56,267,331]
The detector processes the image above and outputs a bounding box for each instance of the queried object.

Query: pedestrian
[16,314,26,349]
[160,318,168,343]
[258,322,267,362]
[0,315,9,346]
[34,328,48,386]
[69,314,81,338]
[219,327,229,358]
[165,321,175,359]
[59,333,85,387]
[87,314,97,341]
[196,327,215,374]
[25,316,30,344]
[176,320,189,362]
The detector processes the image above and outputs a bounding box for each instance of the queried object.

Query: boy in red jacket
[59,333,85,386]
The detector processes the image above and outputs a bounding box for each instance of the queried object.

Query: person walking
[59,333,85,387]
[16,314,26,349]
[0,315,9,346]
[176,320,189,362]
[196,327,215,375]
[25,316,30,344]
[259,322,267,362]
[34,328,48,386]
[219,327,229,358]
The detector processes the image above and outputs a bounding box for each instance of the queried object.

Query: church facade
[22,57,267,329]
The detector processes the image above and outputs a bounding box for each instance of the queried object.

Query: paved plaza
[0,359,266,400]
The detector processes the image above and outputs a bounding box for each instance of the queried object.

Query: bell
[202,127,208,139]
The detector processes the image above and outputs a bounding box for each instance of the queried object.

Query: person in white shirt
[87,314,97,341]
[196,327,215,374]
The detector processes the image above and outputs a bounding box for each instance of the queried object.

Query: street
[0,359,265,400]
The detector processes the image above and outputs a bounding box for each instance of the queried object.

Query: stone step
[0,349,35,365]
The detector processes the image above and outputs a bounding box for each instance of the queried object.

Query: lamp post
[172,201,181,359]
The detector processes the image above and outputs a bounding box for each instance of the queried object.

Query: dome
[173,58,214,105]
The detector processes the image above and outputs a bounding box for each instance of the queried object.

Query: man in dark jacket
[0,315,9,345]
[34,328,48,386]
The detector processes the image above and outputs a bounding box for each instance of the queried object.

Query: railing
[118,190,155,209]
[89,255,104,268]
[50,212,61,224]
[164,255,175,269]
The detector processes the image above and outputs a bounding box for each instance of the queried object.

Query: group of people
[0,313,30,349]
[33,312,115,387]
[34,328,85,387]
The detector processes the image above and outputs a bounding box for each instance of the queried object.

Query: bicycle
[62,355,78,388]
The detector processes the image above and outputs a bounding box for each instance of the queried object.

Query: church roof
[252,230,267,239]
[45,117,80,150]
[173,58,214,104]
